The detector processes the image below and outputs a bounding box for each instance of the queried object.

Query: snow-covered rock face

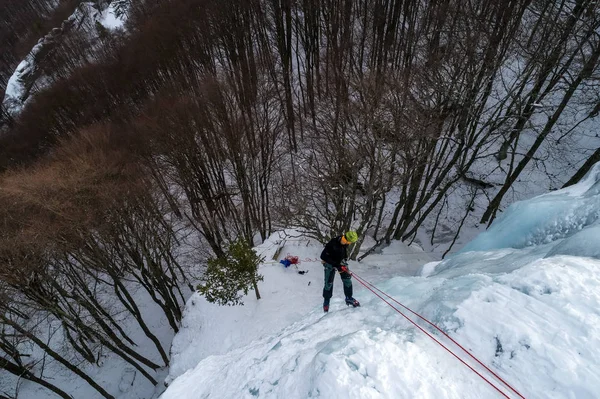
[460,162,600,254]
[2,1,124,117]
[162,167,600,399]
[100,3,126,30]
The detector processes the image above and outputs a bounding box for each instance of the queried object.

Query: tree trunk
[252,277,261,300]
[1,315,115,399]
[0,358,74,399]
[482,42,600,224]
[562,148,600,188]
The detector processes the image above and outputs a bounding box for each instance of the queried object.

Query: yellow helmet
[344,231,358,243]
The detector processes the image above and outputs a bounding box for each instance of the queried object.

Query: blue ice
[459,162,600,258]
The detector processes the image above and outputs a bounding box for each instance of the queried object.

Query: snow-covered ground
[161,164,600,399]
[165,233,433,386]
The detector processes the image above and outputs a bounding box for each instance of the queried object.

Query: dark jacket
[320,236,347,267]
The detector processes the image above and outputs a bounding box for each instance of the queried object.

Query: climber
[320,231,360,312]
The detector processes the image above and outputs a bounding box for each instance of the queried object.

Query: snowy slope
[161,165,600,399]
[166,233,433,385]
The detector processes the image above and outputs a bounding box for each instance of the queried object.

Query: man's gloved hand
[339,265,349,273]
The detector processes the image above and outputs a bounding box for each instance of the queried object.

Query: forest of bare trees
[1,0,599,397]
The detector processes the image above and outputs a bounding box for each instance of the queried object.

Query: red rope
[352,272,526,399]
[351,272,525,399]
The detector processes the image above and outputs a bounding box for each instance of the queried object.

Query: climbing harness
[351,271,526,399]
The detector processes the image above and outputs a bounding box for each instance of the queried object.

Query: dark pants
[323,263,352,303]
